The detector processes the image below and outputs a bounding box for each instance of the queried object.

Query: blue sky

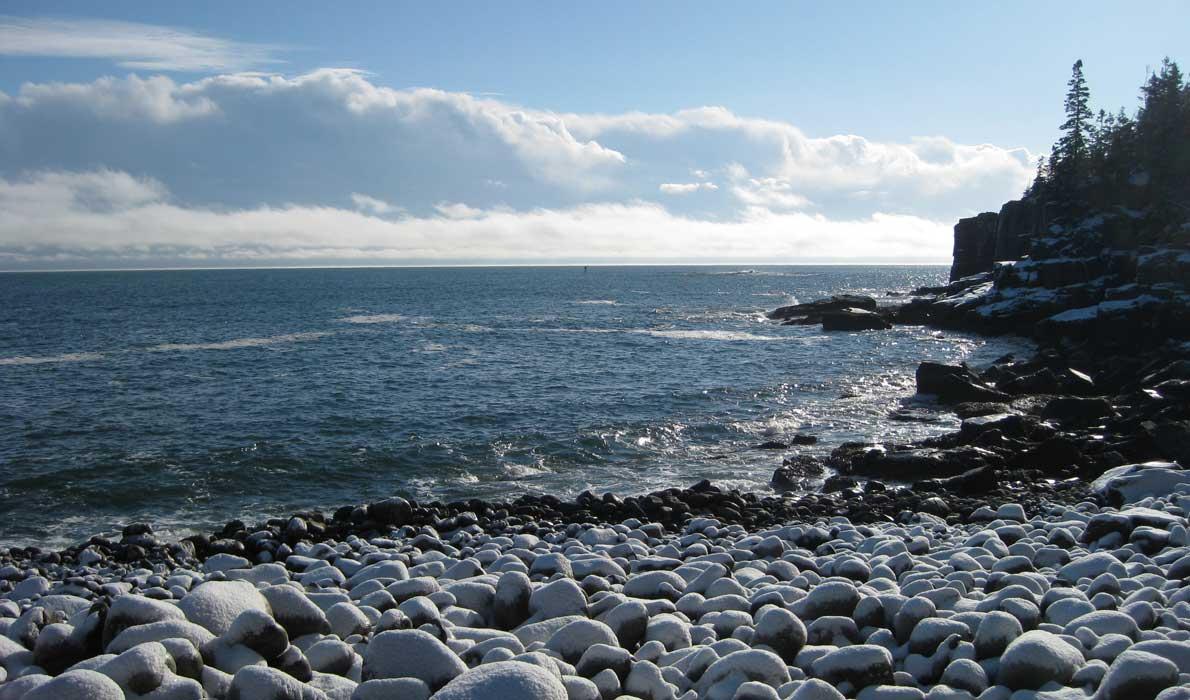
[0,2,1185,269]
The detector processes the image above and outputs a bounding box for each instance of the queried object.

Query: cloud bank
[0,170,951,266]
[0,68,1034,268]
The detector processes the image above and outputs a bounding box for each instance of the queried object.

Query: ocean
[0,266,1030,546]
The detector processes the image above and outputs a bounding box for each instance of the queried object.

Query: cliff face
[948,212,998,281]
[910,199,1189,360]
[948,199,1048,282]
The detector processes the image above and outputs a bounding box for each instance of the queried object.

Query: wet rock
[769,295,878,323]
[821,308,892,331]
[916,363,1009,404]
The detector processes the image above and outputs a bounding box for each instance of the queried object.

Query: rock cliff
[916,200,1189,363]
[947,199,1051,282]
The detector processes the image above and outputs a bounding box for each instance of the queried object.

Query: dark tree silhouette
[1049,60,1092,197]
[1023,56,1187,235]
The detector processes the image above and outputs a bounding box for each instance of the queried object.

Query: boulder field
[3,487,1190,700]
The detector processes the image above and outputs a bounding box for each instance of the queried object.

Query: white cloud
[659,182,718,195]
[350,193,399,215]
[433,202,484,219]
[0,67,1037,266]
[0,170,953,265]
[0,16,282,72]
[2,70,626,193]
[565,106,1034,203]
[15,74,218,122]
[729,173,811,210]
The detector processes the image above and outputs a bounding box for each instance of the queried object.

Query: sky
[0,2,1185,270]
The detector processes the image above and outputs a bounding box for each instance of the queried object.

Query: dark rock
[771,457,825,491]
[954,401,1014,418]
[994,199,1037,262]
[821,308,892,331]
[917,465,1001,496]
[846,445,1000,480]
[769,294,878,322]
[950,212,999,281]
[822,475,858,493]
[959,413,1029,441]
[1041,397,1113,426]
[370,498,412,527]
[1023,436,1085,472]
[755,441,789,450]
[916,362,1009,404]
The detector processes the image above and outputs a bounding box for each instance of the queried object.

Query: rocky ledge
[2,478,1190,700]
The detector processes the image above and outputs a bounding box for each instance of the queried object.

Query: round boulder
[178,580,272,636]
[361,629,466,691]
[997,630,1084,690]
[432,660,567,700]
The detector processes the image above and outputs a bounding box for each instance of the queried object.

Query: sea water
[0,266,1031,546]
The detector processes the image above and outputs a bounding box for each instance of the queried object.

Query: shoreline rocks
[3,491,1190,699]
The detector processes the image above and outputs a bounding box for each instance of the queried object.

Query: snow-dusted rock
[107,619,216,653]
[96,641,173,694]
[262,584,332,638]
[544,619,618,663]
[996,630,1084,690]
[22,669,124,700]
[810,645,894,688]
[103,595,186,647]
[753,606,807,662]
[787,679,846,700]
[697,649,790,699]
[800,581,861,619]
[431,660,567,700]
[1096,649,1179,700]
[227,665,329,699]
[351,678,430,700]
[179,580,272,636]
[361,630,466,690]
[1091,462,1190,504]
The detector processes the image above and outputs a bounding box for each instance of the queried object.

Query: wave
[148,332,330,353]
[573,299,618,305]
[339,314,407,324]
[0,352,106,366]
[632,329,789,341]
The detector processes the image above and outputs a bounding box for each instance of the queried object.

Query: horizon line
[0,260,950,274]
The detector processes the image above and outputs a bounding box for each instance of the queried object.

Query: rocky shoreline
[3,274,1189,698]
[3,203,1189,699]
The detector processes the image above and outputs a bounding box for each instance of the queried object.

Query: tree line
[1025,57,1189,228]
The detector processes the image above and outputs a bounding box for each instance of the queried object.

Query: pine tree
[1050,60,1092,195]
[1136,58,1187,208]
[1024,156,1048,198]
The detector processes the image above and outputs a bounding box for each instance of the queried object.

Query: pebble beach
[3,472,1190,700]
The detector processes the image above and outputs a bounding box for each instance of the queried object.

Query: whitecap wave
[339,314,407,324]
[0,352,106,366]
[148,332,330,352]
[500,463,549,478]
[573,299,618,305]
[633,329,788,341]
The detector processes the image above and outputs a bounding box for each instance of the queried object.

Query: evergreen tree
[1136,58,1188,209]
[1050,60,1092,195]
[1024,156,1047,198]
[1019,56,1187,230]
